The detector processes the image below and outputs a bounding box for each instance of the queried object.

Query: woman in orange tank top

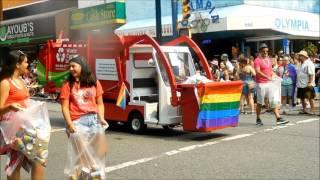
[0,50,45,180]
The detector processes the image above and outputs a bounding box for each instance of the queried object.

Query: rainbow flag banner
[116,83,127,110]
[196,81,243,130]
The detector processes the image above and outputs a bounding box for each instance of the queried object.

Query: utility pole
[171,0,178,38]
[155,0,162,42]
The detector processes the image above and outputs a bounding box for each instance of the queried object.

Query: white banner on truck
[96,59,118,81]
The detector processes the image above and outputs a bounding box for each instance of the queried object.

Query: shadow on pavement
[107,124,229,142]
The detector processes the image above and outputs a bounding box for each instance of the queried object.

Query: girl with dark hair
[219,61,229,81]
[60,55,107,133]
[0,50,45,180]
[60,55,108,176]
[238,56,256,114]
[210,59,220,81]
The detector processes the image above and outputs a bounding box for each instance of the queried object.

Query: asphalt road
[1,101,319,180]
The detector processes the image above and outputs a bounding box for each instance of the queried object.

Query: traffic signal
[182,0,191,21]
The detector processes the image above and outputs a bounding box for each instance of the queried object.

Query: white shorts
[256,82,280,106]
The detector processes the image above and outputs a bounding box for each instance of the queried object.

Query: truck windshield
[165,52,196,83]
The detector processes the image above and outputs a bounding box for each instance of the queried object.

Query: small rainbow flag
[116,83,127,110]
[196,81,242,130]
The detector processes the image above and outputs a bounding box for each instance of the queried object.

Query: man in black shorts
[296,50,316,114]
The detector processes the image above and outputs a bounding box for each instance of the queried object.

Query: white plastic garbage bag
[183,74,212,84]
[0,100,51,166]
[269,77,282,108]
[65,131,107,180]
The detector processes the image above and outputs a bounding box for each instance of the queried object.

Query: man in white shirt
[296,50,316,114]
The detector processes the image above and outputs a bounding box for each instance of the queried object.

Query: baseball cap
[259,43,268,50]
[221,53,228,61]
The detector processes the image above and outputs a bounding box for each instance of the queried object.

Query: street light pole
[171,0,178,39]
[155,0,162,42]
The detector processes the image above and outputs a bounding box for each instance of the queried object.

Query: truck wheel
[128,113,146,134]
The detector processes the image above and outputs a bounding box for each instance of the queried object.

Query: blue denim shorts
[73,114,103,134]
[281,84,293,97]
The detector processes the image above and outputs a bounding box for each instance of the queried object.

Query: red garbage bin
[179,81,243,132]
[179,84,200,132]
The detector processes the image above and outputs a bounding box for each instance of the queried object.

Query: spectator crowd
[208,43,320,124]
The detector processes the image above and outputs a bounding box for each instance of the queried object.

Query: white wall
[244,0,319,13]
[78,0,108,8]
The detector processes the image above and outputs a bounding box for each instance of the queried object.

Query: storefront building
[0,0,77,63]
[0,17,56,46]
[69,1,126,41]
[1,0,319,62]
[115,0,320,59]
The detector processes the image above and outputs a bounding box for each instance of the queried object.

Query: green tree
[303,42,318,57]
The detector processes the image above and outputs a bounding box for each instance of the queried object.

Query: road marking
[221,134,253,141]
[103,117,319,173]
[199,141,220,147]
[286,123,296,126]
[51,128,65,133]
[165,150,181,156]
[264,128,274,132]
[275,126,287,129]
[179,145,198,151]
[296,118,319,124]
[104,134,253,173]
[105,156,159,173]
[262,118,319,133]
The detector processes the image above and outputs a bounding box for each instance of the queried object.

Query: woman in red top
[0,50,45,180]
[60,55,108,174]
[60,55,107,133]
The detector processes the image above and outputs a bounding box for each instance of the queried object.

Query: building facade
[0,0,77,64]
[1,0,319,64]
[115,0,320,59]
[0,0,126,60]
[69,0,125,41]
